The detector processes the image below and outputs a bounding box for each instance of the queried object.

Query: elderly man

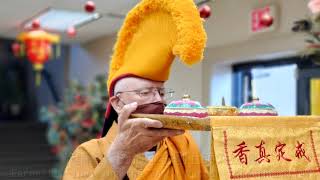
[63,0,208,179]
[107,77,186,177]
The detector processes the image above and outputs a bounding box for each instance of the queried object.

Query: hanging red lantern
[260,12,274,27]
[32,19,41,29]
[17,29,60,85]
[199,4,211,19]
[84,1,96,13]
[67,26,77,38]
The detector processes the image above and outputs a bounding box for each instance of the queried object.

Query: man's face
[110,77,166,113]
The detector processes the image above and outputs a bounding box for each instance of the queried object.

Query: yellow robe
[63,122,209,179]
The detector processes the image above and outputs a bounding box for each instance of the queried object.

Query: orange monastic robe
[63,122,209,180]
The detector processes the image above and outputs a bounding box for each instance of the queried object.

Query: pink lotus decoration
[308,0,320,14]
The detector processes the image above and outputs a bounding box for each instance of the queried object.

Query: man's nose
[153,91,164,102]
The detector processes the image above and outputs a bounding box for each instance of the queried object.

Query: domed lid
[239,97,278,115]
[166,94,205,109]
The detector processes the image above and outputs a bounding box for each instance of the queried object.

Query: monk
[63,0,208,179]
[63,77,208,179]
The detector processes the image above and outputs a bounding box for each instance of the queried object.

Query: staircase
[0,122,57,180]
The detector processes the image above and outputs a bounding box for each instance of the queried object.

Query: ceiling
[0,0,203,44]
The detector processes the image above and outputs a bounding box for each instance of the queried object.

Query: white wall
[68,35,116,86]
[203,0,309,107]
[165,60,203,102]
[206,0,309,48]
[69,44,105,86]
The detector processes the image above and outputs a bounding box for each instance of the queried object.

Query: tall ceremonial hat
[102,0,207,136]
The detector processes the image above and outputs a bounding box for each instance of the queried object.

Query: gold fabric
[210,116,320,180]
[63,122,148,180]
[137,132,209,180]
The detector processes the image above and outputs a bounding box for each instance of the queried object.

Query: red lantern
[17,29,60,85]
[260,13,273,27]
[32,19,40,29]
[67,26,77,38]
[84,1,96,13]
[199,4,211,19]
[25,39,50,67]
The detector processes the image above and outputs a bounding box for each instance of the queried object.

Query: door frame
[297,67,320,115]
[232,56,301,107]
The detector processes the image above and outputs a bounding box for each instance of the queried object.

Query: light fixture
[23,8,101,32]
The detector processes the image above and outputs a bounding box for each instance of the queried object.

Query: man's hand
[107,102,184,179]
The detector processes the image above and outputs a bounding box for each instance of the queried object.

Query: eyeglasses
[116,87,175,101]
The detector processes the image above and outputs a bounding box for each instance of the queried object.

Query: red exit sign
[251,5,276,33]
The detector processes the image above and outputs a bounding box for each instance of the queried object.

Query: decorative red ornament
[199,4,211,19]
[260,13,273,27]
[308,44,320,49]
[50,145,60,155]
[17,29,60,85]
[67,26,77,37]
[75,94,82,102]
[81,119,95,128]
[32,19,40,29]
[84,1,96,13]
[96,132,102,139]
[11,42,20,56]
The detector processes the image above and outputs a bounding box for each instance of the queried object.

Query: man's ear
[109,96,122,113]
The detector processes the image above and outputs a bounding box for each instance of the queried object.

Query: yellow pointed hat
[107,0,207,95]
[103,0,207,136]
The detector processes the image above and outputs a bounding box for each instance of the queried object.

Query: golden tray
[130,114,320,130]
[131,114,211,130]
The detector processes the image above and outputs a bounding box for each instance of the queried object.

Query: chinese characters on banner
[209,116,320,180]
[233,140,311,165]
[211,126,320,180]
